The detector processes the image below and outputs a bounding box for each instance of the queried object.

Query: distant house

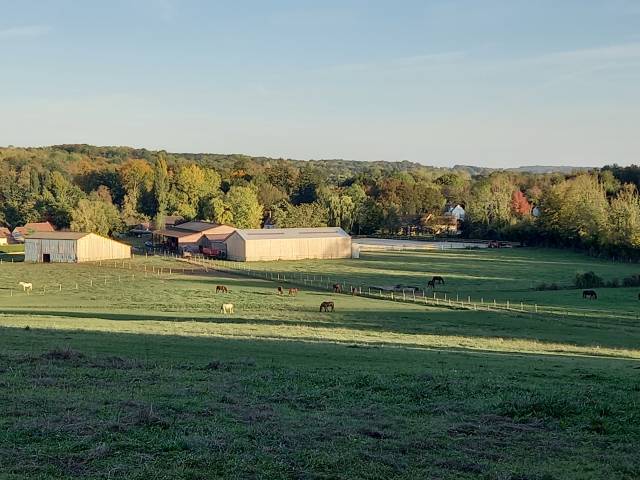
[153,221,235,252]
[164,215,185,228]
[12,221,55,243]
[0,227,11,246]
[448,205,466,222]
[24,232,131,263]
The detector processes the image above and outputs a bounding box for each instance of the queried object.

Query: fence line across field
[1,252,636,323]
[188,254,638,323]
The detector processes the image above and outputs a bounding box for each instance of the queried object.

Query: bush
[622,275,640,287]
[536,283,559,291]
[606,278,620,288]
[574,272,604,289]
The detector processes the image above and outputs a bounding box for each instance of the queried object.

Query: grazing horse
[277,286,284,295]
[288,288,299,296]
[220,303,234,314]
[432,276,445,285]
[582,290,597,300]
[427,279,436,289]
[215,285,228,294]
[18,282,33,293]
[350,286,357,296]
[332,283,342,293]
[319,301,335,312]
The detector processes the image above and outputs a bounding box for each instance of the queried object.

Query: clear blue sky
[1,0,639,167]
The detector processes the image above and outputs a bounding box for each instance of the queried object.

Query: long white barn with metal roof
[225,227,352,262]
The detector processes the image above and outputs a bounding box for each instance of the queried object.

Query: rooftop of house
[12,221,56,235]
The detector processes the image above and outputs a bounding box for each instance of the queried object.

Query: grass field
[1,249,639,479]
[242,248,640,318]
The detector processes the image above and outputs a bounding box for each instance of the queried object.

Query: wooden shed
[225,227,352,262]
[24,232,131,263]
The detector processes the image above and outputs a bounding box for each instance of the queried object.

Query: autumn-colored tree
[511,190,532,217]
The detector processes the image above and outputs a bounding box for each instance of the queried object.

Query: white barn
[225,227,352,262]
[25,232,131,263]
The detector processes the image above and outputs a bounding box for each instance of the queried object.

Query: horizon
[1,1,639,167]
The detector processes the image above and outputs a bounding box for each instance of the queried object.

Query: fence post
[90,279,93,287]
[59,284,62,291]
[535,304,538,313]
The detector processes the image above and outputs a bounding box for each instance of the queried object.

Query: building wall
[225,232,246,261]
[25,234,131,263]
[25,239,78,262]
[226,234,352,261]
[76,234,131,262]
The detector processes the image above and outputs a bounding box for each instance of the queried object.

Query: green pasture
[243,248,640,317]
[0,251,639,479]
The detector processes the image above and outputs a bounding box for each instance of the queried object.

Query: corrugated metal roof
[174,221,222,232]
[25,232,90,240]
[233,227,350,240]
[154,228,199,238]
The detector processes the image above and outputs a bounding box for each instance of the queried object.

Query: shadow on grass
[2,307,640,358]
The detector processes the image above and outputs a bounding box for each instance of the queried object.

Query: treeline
[1,145,639,259]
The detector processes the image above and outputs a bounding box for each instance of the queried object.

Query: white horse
[220,303,234,314]
[18,282,33,293]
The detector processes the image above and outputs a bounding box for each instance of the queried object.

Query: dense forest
[1,144,640,258]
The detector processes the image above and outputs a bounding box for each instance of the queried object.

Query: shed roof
[0,227,10,238]
[154,228,199,238]
[233,227,350,241]
[174,221,222,232]
[25,232,90,240]
[204,232,233,242]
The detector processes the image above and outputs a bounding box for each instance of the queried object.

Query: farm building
[24,232,131,263]
[153,221,235,252]
[12,221,55,242]
[225,227,352,262]
[0,227,11,245]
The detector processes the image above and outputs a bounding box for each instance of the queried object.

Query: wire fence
[188,255,639,323]
[1,252,637,323]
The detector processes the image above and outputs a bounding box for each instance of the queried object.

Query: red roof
[0,227,10,238]
[13,222,56,236]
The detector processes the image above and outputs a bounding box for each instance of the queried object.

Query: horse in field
[216,285,228,294]
[332,283,342,293]
[427,279,436,289]
[288,288,299,296]
[319,301,335,312]
[277,286,284,295]
[582,290,597,300]
[220,303,234,314]
[432,276,445,285]
[18,282,32,293]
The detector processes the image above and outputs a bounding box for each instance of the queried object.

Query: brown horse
[332,283,342,293]
[432,276,445,285]
[319,301,335,312]
[215,285,228,294]
[288,288,299,296]
[582,290,597,300]
[350,286,357,296]
[277,286,284,295]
